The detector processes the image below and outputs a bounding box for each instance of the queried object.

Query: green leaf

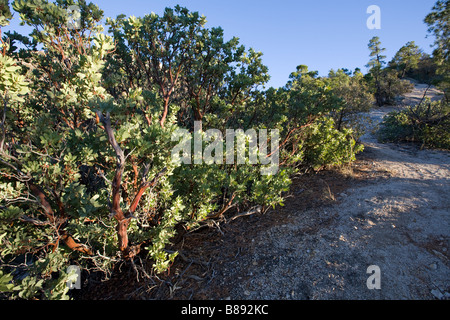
[0,271,14,293]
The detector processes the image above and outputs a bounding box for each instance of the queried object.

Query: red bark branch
[96,111,129,255]
[129,167,167,214]
[28,183,92,255]
[266,119,317,158]
[97,112,167,259]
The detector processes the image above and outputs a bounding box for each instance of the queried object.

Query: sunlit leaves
[0,1,367,301]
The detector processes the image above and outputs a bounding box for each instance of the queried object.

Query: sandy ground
[204,83,450,300]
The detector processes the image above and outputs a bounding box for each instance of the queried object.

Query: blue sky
[4,0,438,88]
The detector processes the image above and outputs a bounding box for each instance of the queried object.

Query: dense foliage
[378,0,449,150]
[0,0,445,300]
[0,0,366,299]
[424,0,450,101]
[326,68,373,138]
[378,100,450,149]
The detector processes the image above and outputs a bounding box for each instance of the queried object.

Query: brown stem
[28,183,92,255]
[29,184,56,224]
[1,29,8,57]
[60,233,93,255]
[337,109,344,132]
[0,92,7,153]
[96,112,169,259]
[96,111,129,255]
[129,167,167,215]
[159,97,170,128]
[266,120,316,158]
[207,193,236,219]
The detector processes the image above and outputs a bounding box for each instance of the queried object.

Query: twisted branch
[96,111,167,259]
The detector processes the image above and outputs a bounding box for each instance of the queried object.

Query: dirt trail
[202,83,450,300]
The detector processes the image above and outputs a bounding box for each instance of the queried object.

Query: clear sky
[4,0,439,88]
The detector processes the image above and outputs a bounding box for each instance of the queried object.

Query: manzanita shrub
[0,0,364,299]
[378,99,450,150]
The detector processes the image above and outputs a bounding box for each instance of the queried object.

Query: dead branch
[228,206,262,222]
[20,215,50,226]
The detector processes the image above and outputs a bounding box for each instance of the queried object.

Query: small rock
[244,290,251,296]
[431,289,444,300]
[429,263,438,270]
[224,296,231,300]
